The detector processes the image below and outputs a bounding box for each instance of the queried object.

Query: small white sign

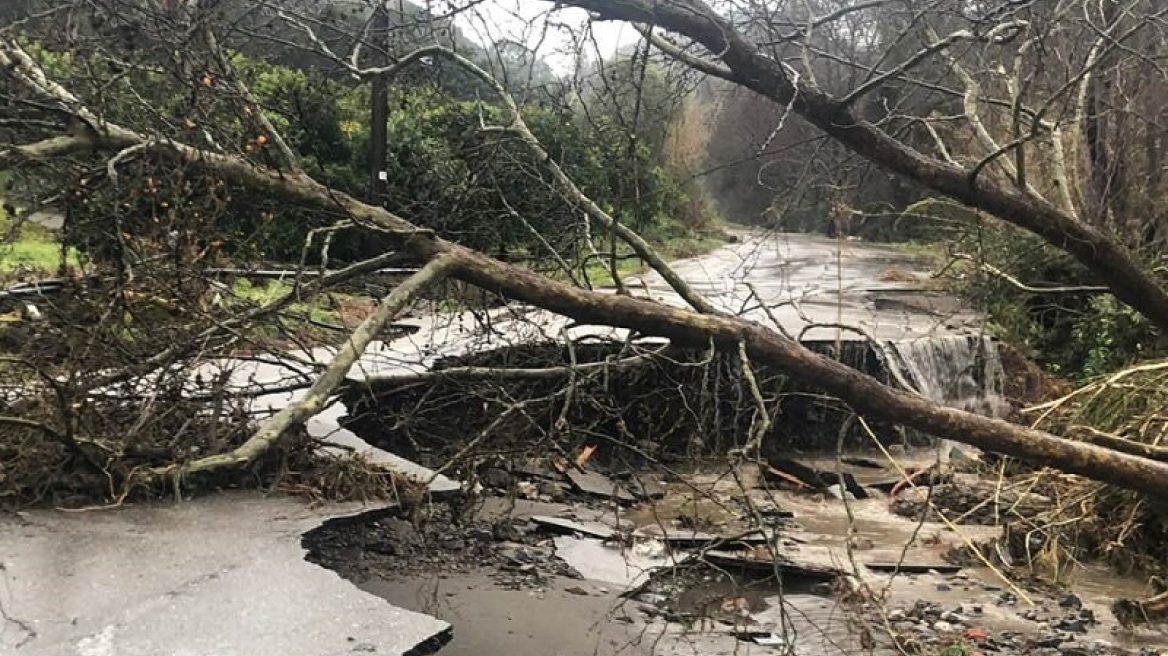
[378,171,388,181]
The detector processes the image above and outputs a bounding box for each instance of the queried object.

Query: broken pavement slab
[763,458,869,499]
[551,536,680,589]
[564,467,639,503]
[308,404,461,499]
[700,550,843,583]
[531,515,625,540]
[0,492,451,656]
[864,562,963,575]
[530,515,773,549]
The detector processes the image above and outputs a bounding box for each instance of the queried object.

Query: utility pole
[368,0,390,204]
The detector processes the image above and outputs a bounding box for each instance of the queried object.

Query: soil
[303,501,583,591]
[999,341,1072,409]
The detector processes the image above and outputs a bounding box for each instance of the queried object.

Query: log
[418,239,1168,498]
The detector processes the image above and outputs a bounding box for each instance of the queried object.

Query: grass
[231,277,374,346]
[232,277,346,323]
[0,173,81,273]
[0,238,74,272]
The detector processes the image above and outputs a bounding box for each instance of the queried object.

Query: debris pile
[340,339,929,467]
[891,475,1052,525]
[303,507,582,589]
[883,593,1118,656]
[306,441,1168,655]
[1024,361,1168,578]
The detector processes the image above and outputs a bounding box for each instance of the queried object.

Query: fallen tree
[553,0,1168,333]
[4,3,1168,500]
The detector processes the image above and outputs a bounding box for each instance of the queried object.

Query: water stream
[884,335,1010,462]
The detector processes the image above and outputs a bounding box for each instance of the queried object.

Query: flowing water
[885,335,1011,462]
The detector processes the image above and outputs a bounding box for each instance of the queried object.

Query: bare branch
[140,254,458,483]
[951,252,1110,294]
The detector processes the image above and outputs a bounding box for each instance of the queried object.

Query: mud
[305,455,1168,656]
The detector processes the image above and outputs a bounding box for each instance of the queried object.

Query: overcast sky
[449,0,639,75]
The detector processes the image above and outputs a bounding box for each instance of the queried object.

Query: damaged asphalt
[0,492,451,656]
[304,452,1168,656]
[5,232,1168,655]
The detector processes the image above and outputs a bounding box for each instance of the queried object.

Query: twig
[1066,425,1168,462]
[137,255,458,487]
[951,251,1109,294]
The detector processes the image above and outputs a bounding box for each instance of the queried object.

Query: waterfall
[883,335,1008,462]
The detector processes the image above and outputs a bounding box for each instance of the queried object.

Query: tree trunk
[555,0,1168,334]
[407,238,1168,498]
[6,37,1168,499]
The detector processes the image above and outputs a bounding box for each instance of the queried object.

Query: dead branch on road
[5,34,1168,499]
[138,255,457,485]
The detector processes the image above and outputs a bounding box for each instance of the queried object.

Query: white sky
[449,0,640,76]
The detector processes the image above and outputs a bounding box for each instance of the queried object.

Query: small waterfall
[883,335,1009,461]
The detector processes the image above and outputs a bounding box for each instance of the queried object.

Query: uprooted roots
[1019,361,1168,577]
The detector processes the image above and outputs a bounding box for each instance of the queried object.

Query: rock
[480,467,512,489]
[848,536,875,551]
[1033,632,1068,648]
[493,521,523,542]
[536,481,567,501]
[516,481,540,500]
[637,603,661,619]
[1058,593,1083,609]
[810,582,835,596]
[936,583,952,592]
[888,444,907,456]
[565,468,638,503]
[564,586,590,596]
[635,593,668,607]
[932,620,955,632]
[940,611,970,625]
[383,517,421,544]
[963,627,989,642]
[887,608,907,623]
[825,484,856,501]
[1054,618,1086,633]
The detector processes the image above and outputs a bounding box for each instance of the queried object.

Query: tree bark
[49,120,1168,498]
[552,0,1168,333]
[7,38,1168,498]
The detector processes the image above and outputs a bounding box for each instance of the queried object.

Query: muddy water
[358,477,1167,656]
[619,462,1167,652]
[363,573,855,656]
